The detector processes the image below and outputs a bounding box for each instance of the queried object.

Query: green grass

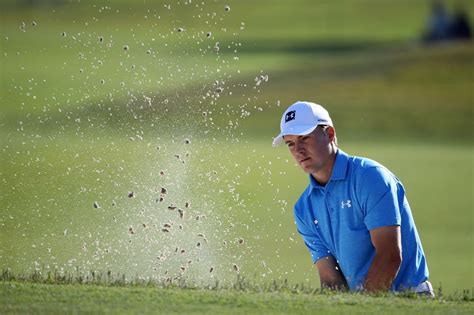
[1,0,473,309]
[2,0,473,141]
[1,280,473,315]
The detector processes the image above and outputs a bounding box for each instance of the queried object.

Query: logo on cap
[285,110,296,123]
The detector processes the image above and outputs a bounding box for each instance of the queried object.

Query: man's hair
[318,125,338,146]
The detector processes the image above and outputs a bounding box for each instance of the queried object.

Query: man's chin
[300,165,314,174]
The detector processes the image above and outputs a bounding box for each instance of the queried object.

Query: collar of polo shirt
[308,149,349,194]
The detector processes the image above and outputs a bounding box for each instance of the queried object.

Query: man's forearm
[320,267,348,291]
[321,278,348,291]
[316,257,349,291]
[364,252,402,292]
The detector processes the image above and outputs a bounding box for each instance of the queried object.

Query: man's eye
[287,143,294,147]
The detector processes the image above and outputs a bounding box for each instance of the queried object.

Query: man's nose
[295,142,305,153]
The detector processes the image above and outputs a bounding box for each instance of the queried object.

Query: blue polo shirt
[294,149,429,291]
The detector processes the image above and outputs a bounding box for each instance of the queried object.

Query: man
[273,101,433,296]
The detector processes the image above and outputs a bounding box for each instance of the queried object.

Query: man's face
[283,127,334,175]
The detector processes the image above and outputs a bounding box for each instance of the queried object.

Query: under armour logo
[285,110,296,122]
[341,200,352,209]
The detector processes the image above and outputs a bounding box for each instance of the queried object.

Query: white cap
[272,101,333,146]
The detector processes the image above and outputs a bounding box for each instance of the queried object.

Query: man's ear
[327,127,336,142]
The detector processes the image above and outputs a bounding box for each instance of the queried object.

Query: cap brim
[272,124,318,147]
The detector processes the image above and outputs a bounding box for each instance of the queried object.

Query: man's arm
[315,256,348,290]
[364,225,402,292]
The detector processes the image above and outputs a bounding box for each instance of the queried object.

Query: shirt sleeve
[294,206,331,264]
[358,166,402,230]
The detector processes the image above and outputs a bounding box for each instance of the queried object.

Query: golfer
[273,101,433,296]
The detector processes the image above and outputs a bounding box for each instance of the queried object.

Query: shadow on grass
[239,39,393,55]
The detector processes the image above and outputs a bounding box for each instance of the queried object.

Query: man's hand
[315,256,348,290]
[364,225,402,292]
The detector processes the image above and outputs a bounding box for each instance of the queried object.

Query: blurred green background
[1,0,473,293]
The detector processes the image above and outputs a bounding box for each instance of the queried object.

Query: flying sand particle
[128,191,135,198]
[158,254,166,261]
[144,96,152,106]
